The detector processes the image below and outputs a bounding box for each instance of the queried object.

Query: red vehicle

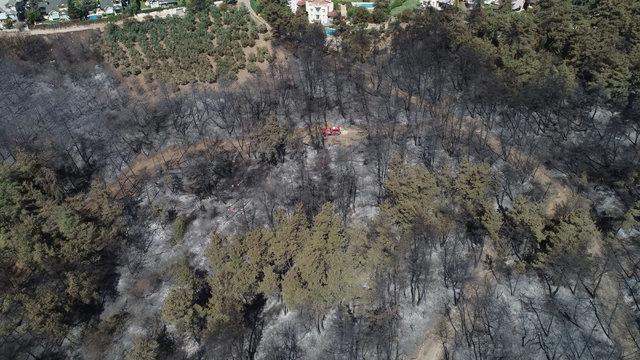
[322,126,341,136]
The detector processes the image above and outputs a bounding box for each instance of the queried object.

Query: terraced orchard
[102,6,272,88]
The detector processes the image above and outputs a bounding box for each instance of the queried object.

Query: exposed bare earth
[2,23,108,36]
[109,126,363,196]
[111,109,569,219]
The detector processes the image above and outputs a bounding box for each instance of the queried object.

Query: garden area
[334,0,421,18]
[333,0,420,25]
[388,0,420,15]
[101,6,272,88]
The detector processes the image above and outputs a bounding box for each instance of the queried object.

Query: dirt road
[238,0,272,31]
[1,5,263,38]
[0,23,108,37]
[109,126,364,196]
[110,112,568,210]
[0,8,187,37]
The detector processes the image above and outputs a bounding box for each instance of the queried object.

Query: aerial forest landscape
[0,0,639,359]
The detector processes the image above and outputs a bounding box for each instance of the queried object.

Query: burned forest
[1,1,640,359]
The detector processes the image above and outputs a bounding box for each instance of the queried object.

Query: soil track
[238,0,271,31]
[109,126,365,196]
[111,115,569,213]
[471,123,570,217]
[0,23,108,37]
[6,4,568,216]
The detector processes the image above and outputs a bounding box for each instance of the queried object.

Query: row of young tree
[102,6,271,87]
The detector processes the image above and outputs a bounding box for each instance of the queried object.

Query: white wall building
[512,0,525,10]
[304,0,333,25]
[421,0,454,10]
[288,0,298,13]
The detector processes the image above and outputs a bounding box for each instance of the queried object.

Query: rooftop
[38,0,65,13]
[305,0,331,5]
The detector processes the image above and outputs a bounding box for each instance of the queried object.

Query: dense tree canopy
[461,0,640,106]
[0,155,122,354]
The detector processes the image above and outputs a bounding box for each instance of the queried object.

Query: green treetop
[0,154,122,343]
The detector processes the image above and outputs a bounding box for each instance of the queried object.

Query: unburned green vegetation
[171,213,195,245]
[102,6,271,88]
[0,155,123,353]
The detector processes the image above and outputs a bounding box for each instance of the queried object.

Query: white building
[421,0,454,10]
[148,0,177,8]
[287,0,298,13]
[47,10,60,20]
[512,0,525,10]
[304,0,334,25]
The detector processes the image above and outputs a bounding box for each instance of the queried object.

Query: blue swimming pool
[352,2,375,9]
[87,14,102,20]
[324,27,337,36]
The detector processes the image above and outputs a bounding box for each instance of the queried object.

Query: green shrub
[247,62,260,73]
[172,214,194,245]
[125,336,159,360]
[389,0,404,9]
[266,52,275,63]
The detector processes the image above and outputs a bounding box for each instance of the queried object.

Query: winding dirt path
[109,126,364,196]
[472,122,570,217]
[238,0,272,31]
